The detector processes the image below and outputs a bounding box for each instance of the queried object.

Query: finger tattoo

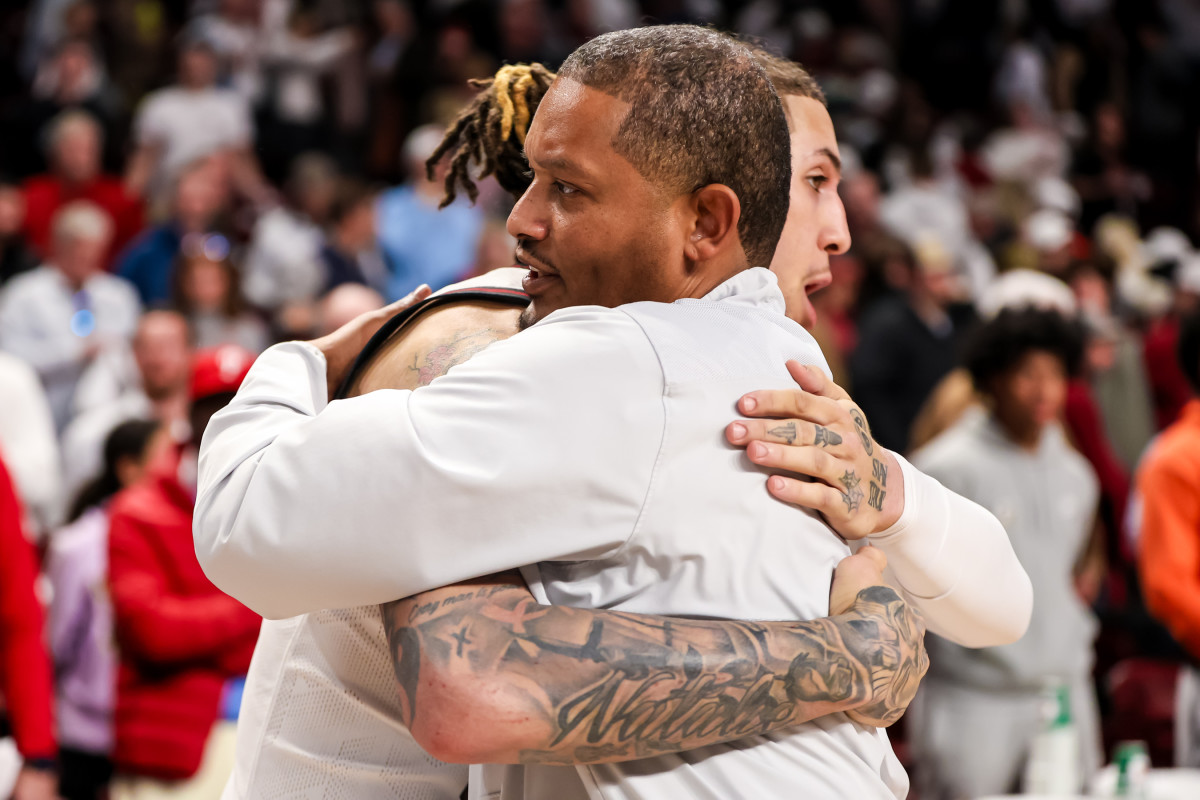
[839,470,863,513]
[767,422,798,444]
[814,425,843,448]
[850,409,874,455]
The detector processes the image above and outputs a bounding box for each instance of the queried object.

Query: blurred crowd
[1,0,1200,798]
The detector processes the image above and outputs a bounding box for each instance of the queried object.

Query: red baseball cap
[190,345,255,401]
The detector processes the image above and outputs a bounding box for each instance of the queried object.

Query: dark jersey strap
[334,286,531,400]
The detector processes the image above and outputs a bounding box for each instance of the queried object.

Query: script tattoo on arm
[813,425,843,448]
[381,576,925,764]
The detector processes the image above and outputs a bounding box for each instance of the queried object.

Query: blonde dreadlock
[426,63,556,209]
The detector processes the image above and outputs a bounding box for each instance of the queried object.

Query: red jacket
[108,449,260,780]
[22,174,144,268]
[0,452,56,761]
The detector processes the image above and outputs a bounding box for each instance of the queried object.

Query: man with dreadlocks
[197,27,1029,799]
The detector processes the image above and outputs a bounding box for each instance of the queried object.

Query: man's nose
[823,193,851,255]
[507,187,548,241]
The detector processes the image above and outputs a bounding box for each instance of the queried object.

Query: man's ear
[684,184,741,263]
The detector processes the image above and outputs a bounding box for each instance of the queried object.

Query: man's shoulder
[0,265,52,297]
[1140,421,1200,483]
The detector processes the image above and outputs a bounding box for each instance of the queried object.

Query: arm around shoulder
[196,311,664,619]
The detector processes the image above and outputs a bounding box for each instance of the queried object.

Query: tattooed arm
[382,555,927,765]
[344,306,925,764]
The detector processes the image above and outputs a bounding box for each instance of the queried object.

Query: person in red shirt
[107,345,260,797]
[0,450,58,800]
[22,110,143,269]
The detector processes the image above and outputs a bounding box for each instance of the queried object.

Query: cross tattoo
[450,626,473,657]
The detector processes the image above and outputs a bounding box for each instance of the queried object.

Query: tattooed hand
[725,360,904,539]
[826,547,929,727]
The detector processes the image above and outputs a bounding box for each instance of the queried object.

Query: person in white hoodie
[197,30,1030,800]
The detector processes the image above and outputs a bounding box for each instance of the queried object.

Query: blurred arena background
[1,1,1200,798]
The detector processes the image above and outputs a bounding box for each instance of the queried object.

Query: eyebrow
[811,147,842,175]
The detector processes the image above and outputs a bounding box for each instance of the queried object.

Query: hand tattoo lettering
[813,426,843,448]
[839,471,863,513]
[868,483,886,513]
[767,422,797,444]
[872,459,888,487]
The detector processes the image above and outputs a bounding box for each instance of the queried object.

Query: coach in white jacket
[197,27,1030,800]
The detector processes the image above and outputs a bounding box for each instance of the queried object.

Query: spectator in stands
[320,180,388,295]
[23,110,143,267]
[3,36,122,180]
[910,307,1103,797]
[0,351,61,539]
[60,310,191,503]
[850,236,976,452]
[0,183,39,286]
[47,419,169,800]
[124,35,268,213]
[1137,310,1200,767]
[0,200,140,432]
[107,346,260,796]
[377,124,485,301]
[0,451,58,800]
[242,152,337,336]
[116,156,231,307]
[256,4,357,182]
[171,235,268,353]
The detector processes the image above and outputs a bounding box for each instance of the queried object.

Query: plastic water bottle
[1024,678,1080,795]
[1112,740,1150,799]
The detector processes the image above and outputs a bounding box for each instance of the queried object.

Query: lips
[515,249,562,296]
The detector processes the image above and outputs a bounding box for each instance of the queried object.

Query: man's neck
[148,388,190,425]
[992,409,1043,452]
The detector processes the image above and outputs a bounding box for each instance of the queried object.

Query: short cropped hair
[747,45,826,107]
[52,200,112,245]
[964,307,1084,392]
[557,25,791,269]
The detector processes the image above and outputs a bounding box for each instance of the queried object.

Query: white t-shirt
[198,268,1029,800]
[134,86,253,188]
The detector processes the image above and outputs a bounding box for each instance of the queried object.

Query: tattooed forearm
[380,576,926,764]
[839,470,863,513]
[813,425,843,448]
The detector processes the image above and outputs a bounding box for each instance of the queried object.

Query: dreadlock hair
[427,62,556,208]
